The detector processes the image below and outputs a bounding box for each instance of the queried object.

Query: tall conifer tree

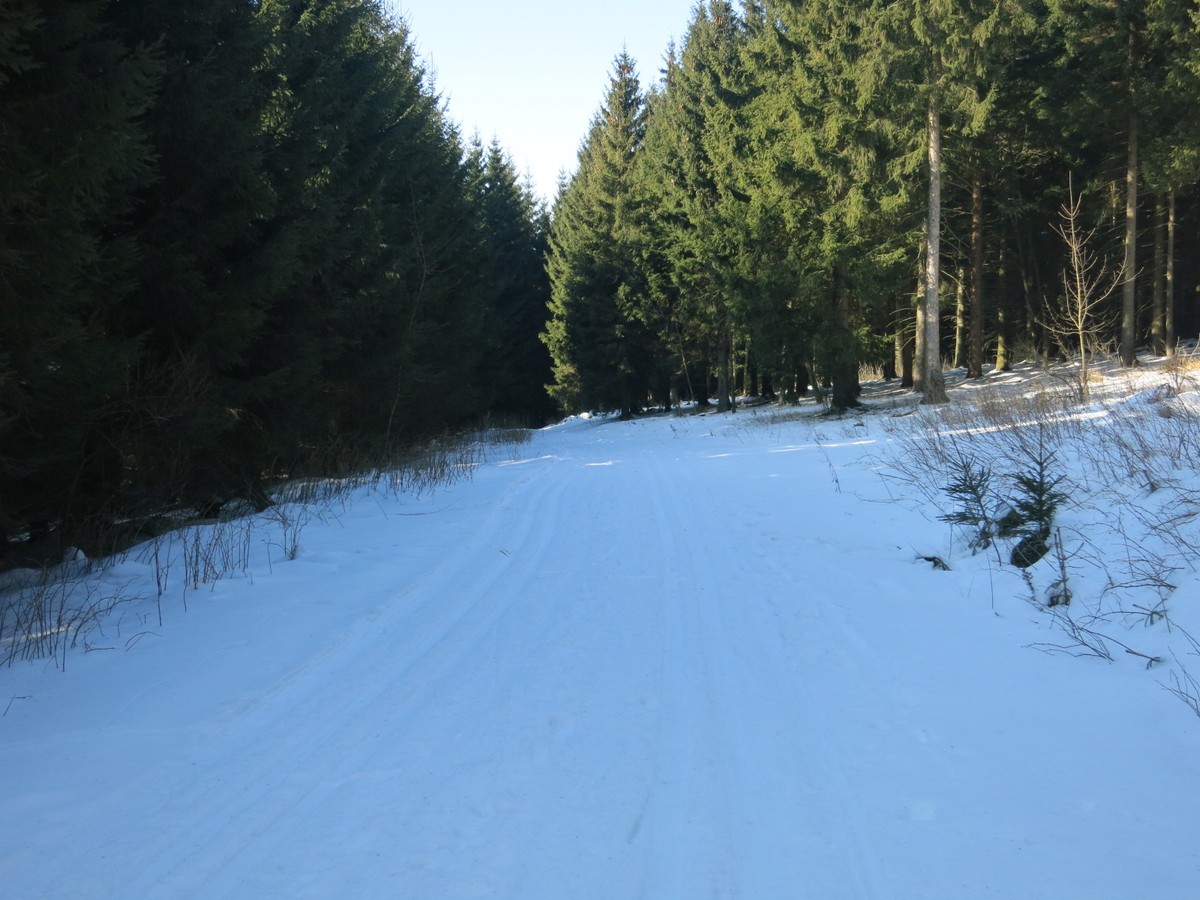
[248,1,485,455]
[105,0,276,508]
[544,53,652,417]
[248,0,410,458]
[467,140,555,423]
[644,2,755,412]
[758,0,909,409]
[325,20,487,443]
[0,1,160,547]
[1047,0,1193,365]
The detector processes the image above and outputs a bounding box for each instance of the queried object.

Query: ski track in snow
[4,408,1200,898]
[125,451,577,898]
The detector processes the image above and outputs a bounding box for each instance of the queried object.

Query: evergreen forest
[1,0,552,560]
[546,0,1200,416]
[5,0,1200,562]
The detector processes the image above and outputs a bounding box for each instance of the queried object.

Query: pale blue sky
[394,1,698,202]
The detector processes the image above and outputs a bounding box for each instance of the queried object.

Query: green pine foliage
[540,0,1200,418]
[0,1,161,549]
[1007,434,1068,569]
[1,1,551,560]
[643,2,757,412]
[468,140,556,424]
[1009,433,1069,542]
[101,0,279,512]
[277,9,485,447]
[939,453,997,554]
[248,0,412,462]
[750,0,913,408]
[544,53,656,418]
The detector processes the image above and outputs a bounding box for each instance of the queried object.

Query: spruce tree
[320,18,488,444]
[105,0,276,509]
[0,1,161,550]
[916,0,1041,381]
[768,0,1036,402]
[644,2,756,412]
[1046,0,1193,366]
[248,0,398,457]
[866,1,1037,402]
[756,0,910,409]
[1128,0,1198,358]
[544,53,653,418]
[468,140,555,424]
[249,0,441,462]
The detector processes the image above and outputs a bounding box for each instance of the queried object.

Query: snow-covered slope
[4,365,1200,898]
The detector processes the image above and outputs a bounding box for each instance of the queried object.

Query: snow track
[4,411,1200,898]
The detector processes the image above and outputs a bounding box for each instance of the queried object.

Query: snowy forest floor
[3,352,1200,898]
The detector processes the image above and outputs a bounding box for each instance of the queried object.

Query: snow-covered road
[4,408,1199,897]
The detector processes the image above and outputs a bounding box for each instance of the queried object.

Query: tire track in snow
[633,453,736,896]
[117,454,572,898]
[745,484,957,896]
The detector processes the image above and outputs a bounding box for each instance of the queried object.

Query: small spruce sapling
[938,450,999,558]
[1008,428,1068,568]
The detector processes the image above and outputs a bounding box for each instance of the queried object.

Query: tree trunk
[1166,188,1177,356]
[913,289,926,393]
[1120,110,1139,367]
[620,374,637,419]
[968,170,985,378]
[1151,195,1165,356]
[882,313,898,381]
[900,330,914,388]
[921,94,948,403]
[952,267,967,369]
[895,293,914,387]
[716,331,732,412]
[994,242,1012,372]
[994,307,1011,370]
[696,360,711,408]
[796,363,809,398]
[830,263,860,410]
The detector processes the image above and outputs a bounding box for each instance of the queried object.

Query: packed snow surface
[4,366,1200,898]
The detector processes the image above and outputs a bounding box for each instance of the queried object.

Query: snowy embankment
[3,360,1200,898]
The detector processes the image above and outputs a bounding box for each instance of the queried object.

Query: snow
[4,360,1200,898]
